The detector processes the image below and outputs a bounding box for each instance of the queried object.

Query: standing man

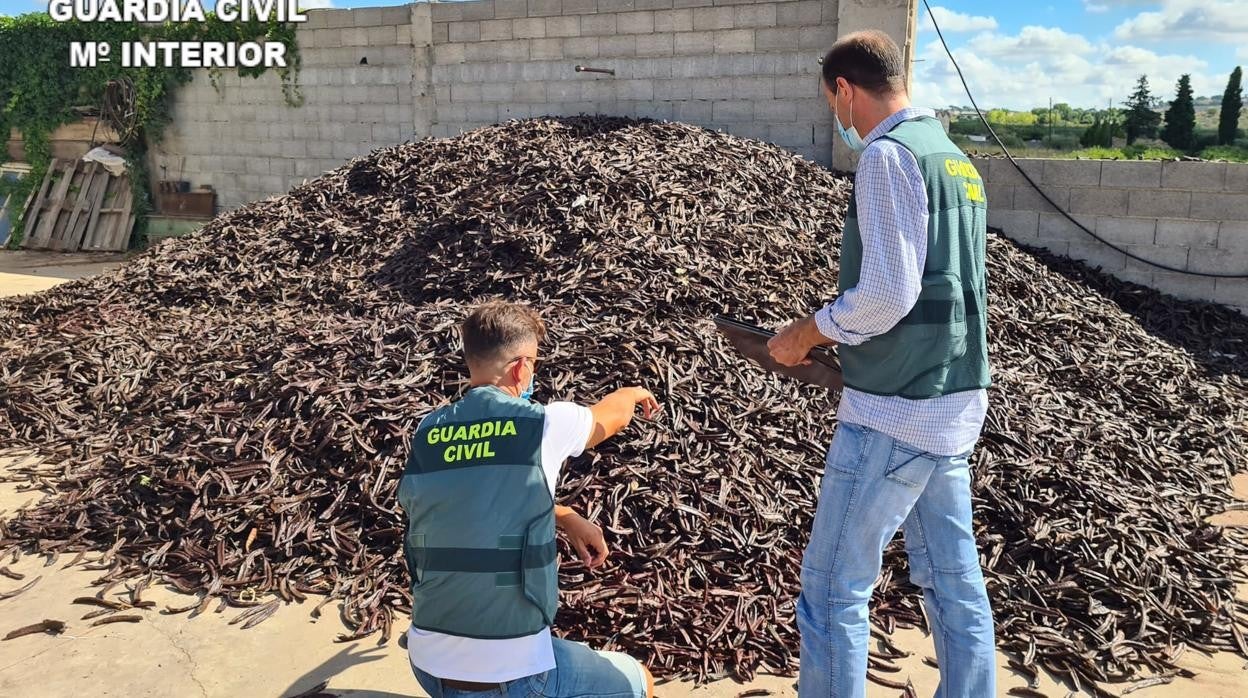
[400,301,659,697]
[767,31,996,697]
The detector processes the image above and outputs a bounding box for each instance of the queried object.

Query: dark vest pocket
[520,513,558,626]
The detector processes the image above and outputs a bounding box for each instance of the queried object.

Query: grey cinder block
[1042,159,1101,188]
[495,0,529,18]
[1097,216,1157,246]
[712,99,754,122]
[1190,193,1248,222]
[1219,221,1248,253]
[1127,189,1191,219]
[1100,161,1162,189]
[1067,241,1127,272]
[1161,161,1226,192]
[636,33,675,56]
[987,209,1039,239]
[1068,187,1128,216]
[563,36,601,57]
[675,32,716,55]
[581,14,618,34]
[481,19,514,40]
[448,22,481,42]
[693,7,734,30]
[734,4,777,28]
[1038,212,1095,243]
[1013,185,1070,214]
[778,1,821,27]
[655,9,693,31]
[713,29,754,53]
[619,11,657,34]
[462,1,498,21]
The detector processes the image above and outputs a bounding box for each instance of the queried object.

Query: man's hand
[587,386,662,449]
[555,507,608,569]
[768,316,822,367]
[628,387,661,419]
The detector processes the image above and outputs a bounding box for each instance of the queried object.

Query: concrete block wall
[427,0,841,167]
[152,6,417,211]
[153,1,917,210]
[982,158,1248,316]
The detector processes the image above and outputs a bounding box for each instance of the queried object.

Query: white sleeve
[539,401,594,497]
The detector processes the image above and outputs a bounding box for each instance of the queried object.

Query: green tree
[1161,74,1197,152]
[1079,118,1114,148]
[1219,66,1243,145]
[1124,75,1161,144]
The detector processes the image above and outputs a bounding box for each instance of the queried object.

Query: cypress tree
[1161,74,1197,152]
[1124,75,1160,144]
[1219,67,1243,145]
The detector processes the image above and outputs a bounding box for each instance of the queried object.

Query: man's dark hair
[461,302,547,367]
[820,30,907,95]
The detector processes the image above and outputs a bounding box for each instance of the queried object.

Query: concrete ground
[0,250,128,298]
[1,255,1246,697]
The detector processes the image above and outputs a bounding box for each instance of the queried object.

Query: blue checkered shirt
[814,107,988,456]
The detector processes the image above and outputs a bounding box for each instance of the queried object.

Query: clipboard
[713,315,844,391]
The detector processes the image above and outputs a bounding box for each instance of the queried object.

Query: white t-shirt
[406,400,595,682]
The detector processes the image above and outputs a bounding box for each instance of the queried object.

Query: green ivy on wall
[0,12,301,248]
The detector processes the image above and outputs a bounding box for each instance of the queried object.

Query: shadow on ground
[280,644,413,698]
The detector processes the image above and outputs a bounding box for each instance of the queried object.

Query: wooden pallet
[21,158,134,252]
[80,173,134,252]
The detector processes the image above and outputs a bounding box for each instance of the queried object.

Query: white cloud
[910,27,1216,111]
[1084,0,1155,8]
[1238,46,1248,62]
[968,26,1094,57]
[919,6,998,33]
[1114,0,1248,43]
[300,0,335,8]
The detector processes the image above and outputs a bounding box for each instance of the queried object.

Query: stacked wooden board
[20,158,134,252]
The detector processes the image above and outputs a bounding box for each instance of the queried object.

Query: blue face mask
[835,94,867,152]
[520,372,535,401]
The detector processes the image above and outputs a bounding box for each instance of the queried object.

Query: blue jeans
[797,422,996,697]
[410,637,647,698]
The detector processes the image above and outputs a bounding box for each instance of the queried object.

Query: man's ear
[836,77,851,101]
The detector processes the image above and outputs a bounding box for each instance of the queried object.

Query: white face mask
[834,90,867,152]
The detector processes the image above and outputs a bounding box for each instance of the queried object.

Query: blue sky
[3,1,1244,110]
[913,1,1246,109]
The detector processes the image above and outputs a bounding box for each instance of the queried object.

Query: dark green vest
[837,116,991,398]
[398,386,558,639]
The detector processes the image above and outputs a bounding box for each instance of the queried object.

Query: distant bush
[1199,145,1248,162]
[950,119,986,136]
[1043,135,1080,150]
[1123,145,1185,160]
[997,132,1025,148]
[1194,132,1220,150]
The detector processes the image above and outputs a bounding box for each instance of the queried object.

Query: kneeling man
[400,301,660,697]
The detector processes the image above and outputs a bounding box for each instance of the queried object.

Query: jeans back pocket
[884,441,938,489]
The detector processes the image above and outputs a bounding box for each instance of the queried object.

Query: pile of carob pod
[0,117,1245,692]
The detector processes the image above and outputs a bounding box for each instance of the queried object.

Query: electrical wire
[921,0,1248,279]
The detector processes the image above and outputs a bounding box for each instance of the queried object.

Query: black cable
[102,77,140,146]
[921,0,1248,279]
